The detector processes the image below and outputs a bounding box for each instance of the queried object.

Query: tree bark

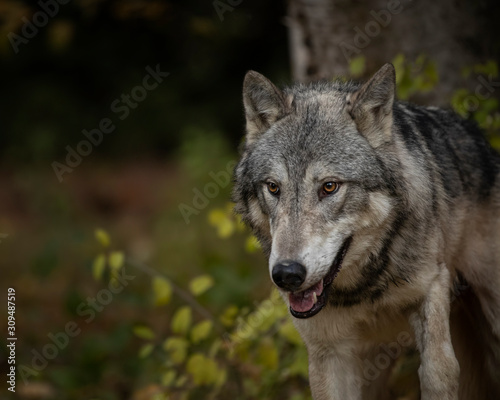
[285,0,500,105]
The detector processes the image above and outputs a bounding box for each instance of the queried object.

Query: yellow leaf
[171,306,192,336]
[349,55,366,77]
[219,305,238,327]
[235,214,246,232]
[186,353,218,385]
[207,208,234,238]
[392,53,405,84]
[152,277,172,306]
[108,251,125,272]
[208,209,226,226]
[208,338,222,358]
[244,235,260,253]
[95,228,110,247]
[161,369,176,386]
[218,218,234,238]
[92,253,106,281]
[138,343,154,358]
[163,337,189,365]
[189,275,214,296]
[279,319,303,346]
[190,320,213,343]
[133,325,155,340]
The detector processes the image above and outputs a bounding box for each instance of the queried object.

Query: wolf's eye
[321,182,339,196]
[267,182,280,196]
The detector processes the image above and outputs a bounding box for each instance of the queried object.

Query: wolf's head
[233,64,399,319]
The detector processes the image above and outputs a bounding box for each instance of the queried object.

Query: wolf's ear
[243,71,287,145]
[347,63,396,148]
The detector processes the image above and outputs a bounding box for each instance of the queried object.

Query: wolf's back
[393,102,500,202]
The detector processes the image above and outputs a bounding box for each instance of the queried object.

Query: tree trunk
[285,0,500,105]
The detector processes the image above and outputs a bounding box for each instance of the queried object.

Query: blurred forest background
[0,0,499,399]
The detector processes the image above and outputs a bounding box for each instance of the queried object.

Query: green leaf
[474,60,498,77]
[95,228,110,247]
[189,275,214,296]
[422,61,438,90]
[163,337,189,364]
[392,53,405,84]
[451,89,471,117]
[108,251,125,271]
[133,325,155,340]
[138,343,154,358]
[190,320,213,343]
[171,306,192,335]
[489,135,500,150]
[152,277,172,306]
[92,253,106,281]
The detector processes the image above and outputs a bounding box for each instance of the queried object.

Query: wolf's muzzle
[272,261,306,291]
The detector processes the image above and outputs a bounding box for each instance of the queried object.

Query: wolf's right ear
[243,71,287,145]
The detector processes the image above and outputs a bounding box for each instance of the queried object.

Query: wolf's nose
[272,262,306,291]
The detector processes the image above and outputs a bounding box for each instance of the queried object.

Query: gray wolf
[233,64,500,399]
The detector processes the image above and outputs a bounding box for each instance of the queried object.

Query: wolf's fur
[233,64,500,399]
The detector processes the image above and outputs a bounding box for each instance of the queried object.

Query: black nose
[272,262,306,291]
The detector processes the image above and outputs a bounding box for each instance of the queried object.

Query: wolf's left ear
[243,71,287,145]
[347,63,396,148]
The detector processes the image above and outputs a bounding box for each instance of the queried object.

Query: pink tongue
[288,280,324,313]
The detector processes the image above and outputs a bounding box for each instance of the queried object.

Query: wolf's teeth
[312,292,318,304]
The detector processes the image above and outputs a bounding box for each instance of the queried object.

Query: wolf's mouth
[288,237,352,319]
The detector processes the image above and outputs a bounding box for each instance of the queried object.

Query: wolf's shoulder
[392,100,500,199]
[392,100,493,147]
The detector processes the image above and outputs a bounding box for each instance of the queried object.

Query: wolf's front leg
[308,346,363,400]
[410,266,459,400]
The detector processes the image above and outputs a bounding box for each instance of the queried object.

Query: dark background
[1,0,288,164]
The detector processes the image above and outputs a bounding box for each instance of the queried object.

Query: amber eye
[267,182,280,195]
[322,182,339,195]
